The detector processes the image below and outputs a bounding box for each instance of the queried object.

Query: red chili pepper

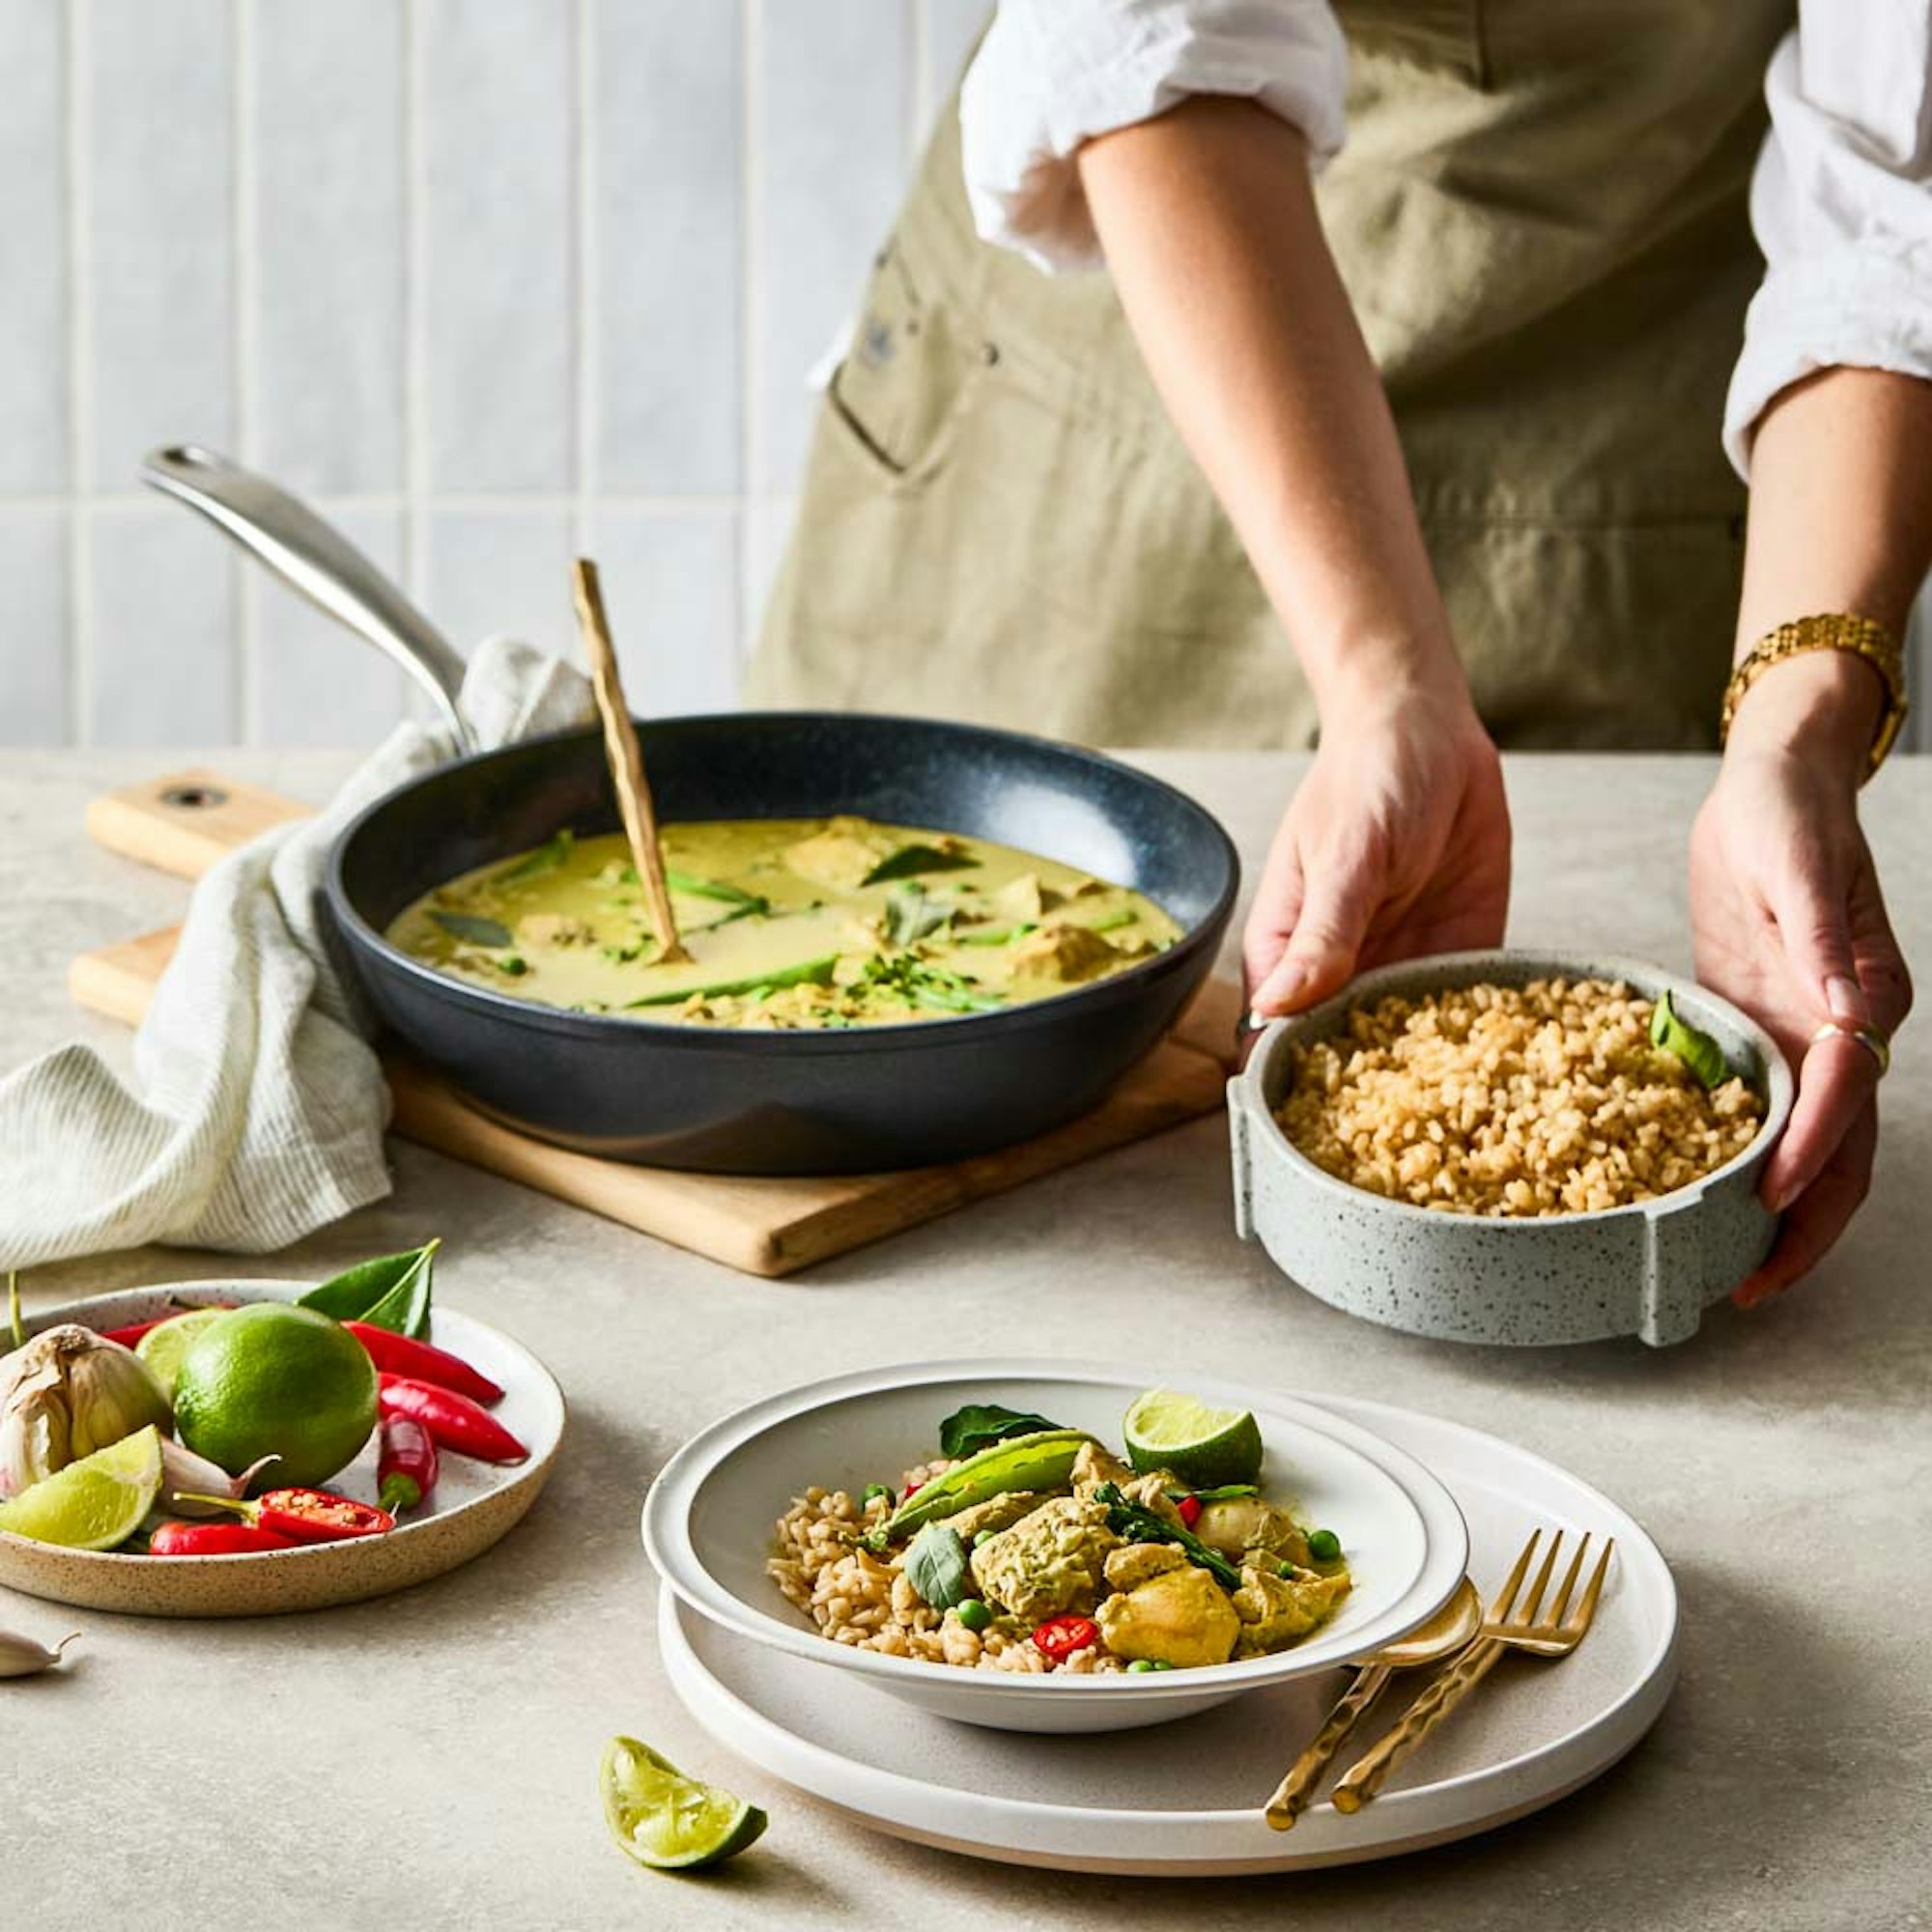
[379,1375,528,1465]
[149,1520,297,1556]
[345,1322,504,1405]
[174,1486,395,1544]
[901,1481,923,1504]
[1031,1614,1102,1663]
[1176,1494,1203,1529]
[99,1303,236,1349]
[378,1414,440,1515]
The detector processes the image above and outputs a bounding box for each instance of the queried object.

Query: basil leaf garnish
[903,1524,974,1609]
[429,911,514,949]
[938,1403,1065,1461]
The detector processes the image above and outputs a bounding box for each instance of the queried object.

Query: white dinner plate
[658,1392,1676,1873]
[643,1359,1468,1732]
[0,1279,564,1618]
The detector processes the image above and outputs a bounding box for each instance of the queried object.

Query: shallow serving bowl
[0,1280,564,1617]
[1229,950,1795,1349]
[641,1359,1468,1735]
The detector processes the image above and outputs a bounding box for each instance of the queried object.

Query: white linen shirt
[958,0,1932,479]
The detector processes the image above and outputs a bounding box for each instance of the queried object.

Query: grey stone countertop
[2,748,1928,1932]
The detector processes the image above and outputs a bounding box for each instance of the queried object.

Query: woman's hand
[1245,689,1512,1015]
[1690,658,1913,1308]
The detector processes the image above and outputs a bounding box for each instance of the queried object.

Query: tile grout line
[573,0,596,563]
[738,0,764,667]
[232,0,258,743]
[65,0,91,747]
[403,0,429,630]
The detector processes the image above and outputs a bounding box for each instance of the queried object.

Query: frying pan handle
[142,444,474,752]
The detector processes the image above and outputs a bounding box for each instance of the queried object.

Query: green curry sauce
[387,815,1180,1030]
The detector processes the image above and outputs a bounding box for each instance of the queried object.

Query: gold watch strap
[1720,613,1909,781]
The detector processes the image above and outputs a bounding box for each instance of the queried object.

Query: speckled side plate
[1229,951,1796,1348]
[0,1279,564,1617]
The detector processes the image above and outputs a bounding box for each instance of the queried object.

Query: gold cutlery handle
[1265,1662,1392,1830]
[1332,1639,1504,1812]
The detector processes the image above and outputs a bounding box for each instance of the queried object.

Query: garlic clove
[0,1629,81,1678]
[155,1441,280,1519]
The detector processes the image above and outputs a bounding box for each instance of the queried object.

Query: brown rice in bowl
[1275,977,1764,1217]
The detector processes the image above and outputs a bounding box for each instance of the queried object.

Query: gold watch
[1719,612,1909,781]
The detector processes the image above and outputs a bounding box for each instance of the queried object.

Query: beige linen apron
[749,1,1795,750]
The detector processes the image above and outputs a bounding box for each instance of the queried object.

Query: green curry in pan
[387,816,1181,1030]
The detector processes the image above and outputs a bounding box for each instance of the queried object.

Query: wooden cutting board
[71,771,1240,1277]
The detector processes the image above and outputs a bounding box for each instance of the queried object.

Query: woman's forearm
[1077,98,1464,718]
[1727,368,1932,782]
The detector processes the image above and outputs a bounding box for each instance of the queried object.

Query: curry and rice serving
[387,816,1179,1030]
[768,1396,1350,1677]
[1275,977,1765,1217]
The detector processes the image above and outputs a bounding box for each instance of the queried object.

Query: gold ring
[1808,1020,1890,1078]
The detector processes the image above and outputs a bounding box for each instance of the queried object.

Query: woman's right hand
[1244,690,1513,1015]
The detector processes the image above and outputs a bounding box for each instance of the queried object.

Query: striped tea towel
[0,638,595,1268]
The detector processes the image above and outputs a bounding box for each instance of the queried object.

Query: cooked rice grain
[1275,978,1763,1217]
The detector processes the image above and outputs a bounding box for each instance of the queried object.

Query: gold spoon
[569,556,690,966]
[1264,1577,1482,1830]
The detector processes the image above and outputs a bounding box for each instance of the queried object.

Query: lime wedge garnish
[1122,1388,1265,1490]
[0,1425,164,1549]
[135,1307,231,1398]
[600,1736,767,1872]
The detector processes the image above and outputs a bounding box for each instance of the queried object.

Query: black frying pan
[146,450,1238,1174]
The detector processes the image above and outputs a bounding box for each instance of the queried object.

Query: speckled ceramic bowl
[0,1279,564,1616]
[1229,952,1794,1348]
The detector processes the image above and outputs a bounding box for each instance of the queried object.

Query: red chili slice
[1176,1494,1203,1528]
[1030,1614,1102,1663]
[252,1488,395,1545]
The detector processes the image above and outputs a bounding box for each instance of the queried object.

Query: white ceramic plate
[660,1392,1677,1873]
[642,1359,1468,1732]
[0,1279,565,1618]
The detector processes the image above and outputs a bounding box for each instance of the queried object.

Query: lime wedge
[0,1425,164,1549]
[135,1307,231,1398]
[1122,1388,1265,1489]
[600,1736,767,1872]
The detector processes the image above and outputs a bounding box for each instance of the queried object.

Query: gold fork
[1331,1526,1614,1813]
[1264,1578,1482,1831]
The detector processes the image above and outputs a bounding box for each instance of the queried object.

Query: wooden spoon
[569,557,690,964]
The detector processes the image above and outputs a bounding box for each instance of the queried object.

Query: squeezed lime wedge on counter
[134,1307,231,1398]
[0,1425,164,1549]
[600,1736,768,1872]
[1123,1389,1265,1490]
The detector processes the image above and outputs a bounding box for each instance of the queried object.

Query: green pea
[860,1483,891,1508]
[1126,1658,1160,1674]
[1308,1528,1342,1563]
[497,953,529,976]
[1150,1659,1175,1671]
[954,1598,993,1633]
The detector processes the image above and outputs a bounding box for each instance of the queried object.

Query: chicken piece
[1102,1542,1190,1592]
[516,912,595,948]
[1095,1563,1240,1668]
[1231,1562,1353,1658]
[969,1496,1118,1623]
[1070,1439,1134,1494]
[783,818,889,893]
[931,1490,1042,1547]
[1193,1495,1311,1568]
[1119,1471,1186,1526]
[1007,922,1122,986]
[994,872,1051,923]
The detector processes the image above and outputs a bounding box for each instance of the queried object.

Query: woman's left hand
[1690,696,1912,1308]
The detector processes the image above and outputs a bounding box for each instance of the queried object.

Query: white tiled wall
[4,0,1924,751]
[1,0,987,748]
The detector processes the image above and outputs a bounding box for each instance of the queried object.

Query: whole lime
[173,1304,378,1489]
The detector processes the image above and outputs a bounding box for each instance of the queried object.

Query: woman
[751,1,1926,1306]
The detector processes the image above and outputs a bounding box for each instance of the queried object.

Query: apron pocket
[824,234,990,491]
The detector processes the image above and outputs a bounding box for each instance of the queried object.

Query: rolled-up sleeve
[959,0,1350,273]
[1724,4,1932,476]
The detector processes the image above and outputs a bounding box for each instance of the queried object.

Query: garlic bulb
[0,1325,172,1497]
